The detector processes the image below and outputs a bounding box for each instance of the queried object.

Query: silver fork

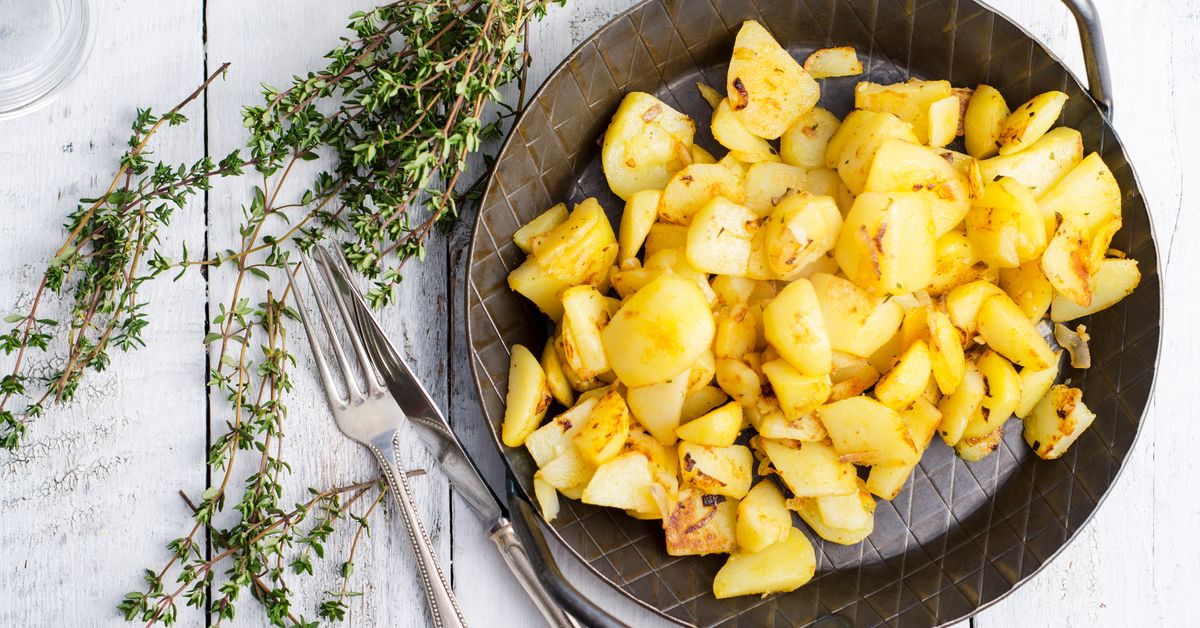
[287,254,468,628]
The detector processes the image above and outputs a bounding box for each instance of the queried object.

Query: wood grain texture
[0,0,1194,626]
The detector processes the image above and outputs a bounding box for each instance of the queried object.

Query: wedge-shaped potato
[1015,356,1060,419]
[875,340,932,411]
[962,350,1021,441]
[976,293,1056,369]
[1038,152,1122,245]
[665,489,739,556]
[937,361,984,445]
[534,198,618,285]
[696,81,724,109]
[617,190,661,263]
[1041,221,1094,307]
[966,177,1047,268]
[781,107,841,169]
[540,338,574,407]
[997,91,1068,155]
[834,112,920,194]
[727,21,820,140]
[763,194,842,280]
[687,198,758,275]
[514,203,568,254]
[1050,258,1140,322]
[535,445,596,499]
[763,278,832,376]
[836,192,936,295]
[946,280,1005,336]
[855,79,953,145]
[980,127,1083,197]
[716,357,763,408]
[713,99,780,162]
[625,428,679,477]
[681,386,730,423]
[760,438,857,497]
[573,389,631,465]
[601,92,695,200]
[927,95,961,148]
[560,285,612,380]
[581,451,659,512]
[818,396,919,466]
[928,309,966,394]
[501,344,552,448]
[714,527,816,599]
[743,162,807,217]
[533,477,561,522]
[679,442,753,499]
[964,84,1010,159]
[864,140,972,235]
[644,223,689,258]
[789,483,875,545]
[735,481,792,553]
[803,46,862,78]
[525,396,598,467]
[762,359,831,421]
[809,272,904,358]
[1024,385,1096,459]
[508,258,570,321]
[1001,261,1055,321]
[676,402,743,447]
[955,427,1003,462]
[658,163,746,225]
[927,230,987,296]
[626,370,690,446]
[866,397,943,499]
[603,275,715,387]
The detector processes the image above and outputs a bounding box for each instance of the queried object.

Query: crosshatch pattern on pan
[466,0,1161,625]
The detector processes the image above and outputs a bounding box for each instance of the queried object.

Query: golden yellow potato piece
[928,309,966,395]
[927,229,993,297]
[540,338,574,407]
[617,189,661,263]
[763,193,842,280]
[712,98,779,162]
[976,293,1056,369]
[781,107,841,169]
[573,389,631,466]
[789,483,875,545]
[657,163,745,225]
[954,427,1003,462]
[665,488,739,556]
[866,398,943,499]
[927,94,961,148]
[961,350,1021,441]
[1024,385,1096,459]
[1000,261,1055,321]
[761,358,831,421]
[946,280,1005,336]
[533,198,617,285]
[676,401,743,447]
[643,223,688,258]
[1015,355,1060,419]
[818,396,919,466]
[686,197,758,275]
[1050,258,1140,322]
[863,139,972,236]
[760,437,857,498]
[736,480,793,553]
[963,84,1010,159]
[501,344,552,448]
[743,162,807,217]
[678,442,753,499]
[835,192,936,295]
[763,278,832,376]
[834,112,920,194]
[809,272,904,358]
[560,285,612,380]
[727,21,820,140]
[854,79,953,145]
[980,127,1082,197]
[936,361,984,446]
[514,203,568,254]
[803,46,862,78]
[535,445,595,499]
[626,370,690,446]
[602,274,715,387]
[874,340,933,411]
[601,91,695,200]
[525,396,597,467]
[581,451,659,512]
[533,477,560,522]
[713,527,816,599]
[824,109,877,169]
[997,91,1067,155]
[966,177,1047,268]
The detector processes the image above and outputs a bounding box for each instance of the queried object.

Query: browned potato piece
[781,107,842,169]
[964,84,1010,159]
[976,293,1056,369]
[762,193,842,280]
[1050,258,1141,322]
[997,91,1068,155]
[854,79,953,145]
[961,350,1021,441]
[818,396,919,466]
[1024,385,1096,459]
[679,442,753,499]
[965,177,1047,268]
[1001,261,1055,321]
[713,527,816,598]
[665,489,739,556]
[514,203,568,253]
[657,163,746,225]
[601,92,695,200]
[928,309,966,395]
[602,274,715,387]
[835,192,936,295]
[534,198,618,286]
[727,21,820,139]
[927,230,990,296]
[573,389,631,466]
[760,438,857,497]
[980,127,1083,197]
[501,344,552,448]
[803,46,863,78]
[863,139,972,235]
[763,278,832,376]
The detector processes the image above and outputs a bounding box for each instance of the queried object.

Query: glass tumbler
[0,0,95,120]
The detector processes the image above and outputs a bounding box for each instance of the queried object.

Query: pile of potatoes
[501,20,1140,599]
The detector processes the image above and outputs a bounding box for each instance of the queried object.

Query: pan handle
[506,477,627,628]
[1059,0,1114,118]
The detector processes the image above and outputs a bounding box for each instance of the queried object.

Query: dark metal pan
[466,0,1161,625]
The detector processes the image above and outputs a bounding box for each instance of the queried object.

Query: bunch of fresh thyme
[1,0,560,625]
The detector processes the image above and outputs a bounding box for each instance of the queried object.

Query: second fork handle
[371,433,468,628]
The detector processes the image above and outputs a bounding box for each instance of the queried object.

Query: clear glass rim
[0,0,95,120]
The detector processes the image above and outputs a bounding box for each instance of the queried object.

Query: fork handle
[489,521,581,628]
[371,433,468,628]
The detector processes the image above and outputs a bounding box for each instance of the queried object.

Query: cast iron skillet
[466,0,1162,625]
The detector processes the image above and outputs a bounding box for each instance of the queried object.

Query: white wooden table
[0,1,1193,626]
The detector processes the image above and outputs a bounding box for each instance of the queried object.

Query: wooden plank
[203,1,450,625]
[0,2,207,626]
